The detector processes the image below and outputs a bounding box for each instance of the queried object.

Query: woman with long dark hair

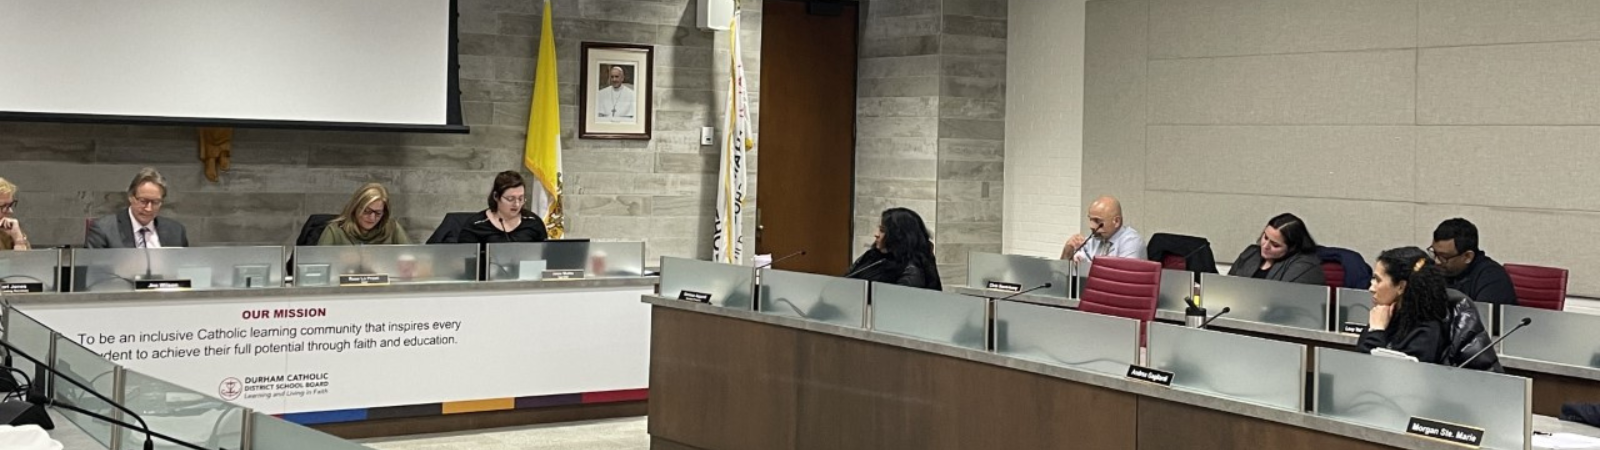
[1227,212,1325,285]
[845,208,941,290]
[1359,247,1454,362]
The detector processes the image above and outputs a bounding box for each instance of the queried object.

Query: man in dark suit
[85,168,189,248]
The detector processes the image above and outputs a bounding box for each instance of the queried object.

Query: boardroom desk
[0,242,657,438]
[953,252,1600,418]
[650,256,1600,450]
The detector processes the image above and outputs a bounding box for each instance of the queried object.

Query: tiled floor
[360,417,649,450]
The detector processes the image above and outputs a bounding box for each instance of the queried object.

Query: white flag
[712,8,754,265]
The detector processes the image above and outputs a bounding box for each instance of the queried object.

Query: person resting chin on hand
[0,177,29,251]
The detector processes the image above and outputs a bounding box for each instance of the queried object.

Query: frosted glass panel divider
[1315,347,1531,450]
[1198,273,1330,331]
[1500,305,1600,369]
[965,252,1072,298]
[1335,288,1372,331]
[485,241,646,280]
[1148,322,1306,411]
[251,413,376,450]
[72,246,285,292]
[1157,269,1195,312]
[658,257,756,310]
[122,369,247,450]
[756,269,867,328]
[871,283,987,350]
[0,249,60,292]
[293,244,477,286]
[994,300,1138,376]
[52,335,122,448]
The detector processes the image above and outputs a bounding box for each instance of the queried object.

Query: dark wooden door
[756,0,859,275]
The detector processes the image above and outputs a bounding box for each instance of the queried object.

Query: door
[756,0,859,275]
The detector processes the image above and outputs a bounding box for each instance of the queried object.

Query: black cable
[0,339,160,450]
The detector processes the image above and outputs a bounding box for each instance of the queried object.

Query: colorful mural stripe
[279,388,648,425]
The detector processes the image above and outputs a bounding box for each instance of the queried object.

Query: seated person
[1431,218,1516,305]
[846,208,942,290]
[1227,213,1324,284]
[1060,196,1145,263]
[0,177,30,250]
[1360,247,1501,371]
[459,171,549,244]
[85,168,190,248]
[318,183,411,246]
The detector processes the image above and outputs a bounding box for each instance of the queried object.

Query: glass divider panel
[994,301,1138,376]
[870,283,987,350]
[756,269,867,328]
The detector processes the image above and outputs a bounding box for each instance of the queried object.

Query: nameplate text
[1126,365,1174,386]
[1406,417,1483,448]
[338,274,390,286]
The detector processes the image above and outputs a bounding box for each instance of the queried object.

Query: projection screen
[0,0,465,132]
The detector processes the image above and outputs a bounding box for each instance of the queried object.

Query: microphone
[1180,240,1211,260]
[842,259,885,279]
[1172,241,1212,271]
[757,250,807,270]
[1458,317,1531,368]
[0,340,188,450]
[1199,307,1232,329]
[142,245,155,280]
[996,283,1052,301]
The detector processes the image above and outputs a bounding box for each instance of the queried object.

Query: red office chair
[1321,261,1346,289]
[1160,254,1187,271]
[1079,257,1162,345]
[1504,263,1568,311]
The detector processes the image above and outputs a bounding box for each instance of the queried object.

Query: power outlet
[701,126,715,145]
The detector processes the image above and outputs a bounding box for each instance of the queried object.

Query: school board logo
[219,377,243,400]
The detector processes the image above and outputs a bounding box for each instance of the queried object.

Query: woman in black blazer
[1227,213,1325,285]
[1358,247,1452,363]
[459,171,549,244]
[845,207,941,290]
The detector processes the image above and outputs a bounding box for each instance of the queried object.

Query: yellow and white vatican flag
[524,0,564,238]
[712,7,754,264]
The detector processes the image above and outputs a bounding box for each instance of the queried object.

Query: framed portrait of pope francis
[579,42,654,140]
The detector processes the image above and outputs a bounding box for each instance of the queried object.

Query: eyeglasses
[1427,247,1468,263]
[132,197,163,208]
[501,196,527,204]
[360,207,385,218]
[0,200,16,211]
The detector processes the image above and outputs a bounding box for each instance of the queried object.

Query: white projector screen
[0,0,461,131]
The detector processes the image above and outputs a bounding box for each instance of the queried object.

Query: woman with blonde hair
[0,177,29,250]
[318,183,411,246]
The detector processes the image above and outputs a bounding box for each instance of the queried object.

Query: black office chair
[426,212,482,244]
[296,214,338,246]
[287,214,337,277]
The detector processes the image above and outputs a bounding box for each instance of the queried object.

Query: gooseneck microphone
[996,283,1053,301]
[141,244,155,280]
[1199,307,1232,329]
[1458,317,1532,368]
[842,259,885,279]
[757,250,807,270]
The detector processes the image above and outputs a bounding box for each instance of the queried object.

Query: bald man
[1060,196,1145,263]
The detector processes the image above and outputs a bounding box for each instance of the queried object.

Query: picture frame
[579,42,654,140]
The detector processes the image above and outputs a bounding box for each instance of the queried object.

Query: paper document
[1534,432,1600,449]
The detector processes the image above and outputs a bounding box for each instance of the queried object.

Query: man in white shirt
[595,66,636,123]
[1061,196,1144,263]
